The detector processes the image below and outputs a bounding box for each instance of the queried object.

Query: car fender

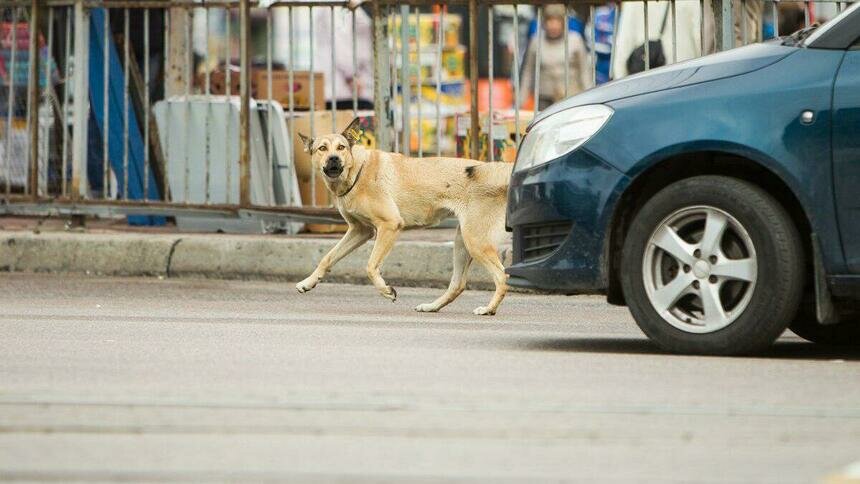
[604,139,847,275]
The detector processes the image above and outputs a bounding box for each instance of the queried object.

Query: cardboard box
[287,110,376,233]
[253,70,325,111]
[206,68,325,111]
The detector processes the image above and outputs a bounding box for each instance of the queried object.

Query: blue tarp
[88,8,164,226]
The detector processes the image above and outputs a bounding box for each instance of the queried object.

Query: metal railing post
[399,4,410,155]
[713,0,734,51]
[71,0,90,199]
[468,0,479,160]
[27,0,41,198]
[644,1,650,69]
[415,6,422,158]
[239,0,251,207]
[352,9,358,116]
[372,1,392,151]
[123,8,130,199]
[487,4,493,161]
[166,7,189,97]
[102,9,110,197]
[435,5,444,157]
[512,3,520,148]
[534,6,541,115]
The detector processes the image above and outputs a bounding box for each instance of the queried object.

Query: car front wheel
[620,175,805,355]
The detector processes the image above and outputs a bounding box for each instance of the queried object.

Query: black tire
[790,303,860,346]
[620,175,805,356]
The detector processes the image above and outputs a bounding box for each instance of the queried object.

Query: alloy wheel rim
[642,205,758,334]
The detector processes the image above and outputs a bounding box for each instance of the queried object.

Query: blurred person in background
[766,3,834,39]
[777,2,807,36]
[593,3,617,85]
[701,0,763,53]
[495,5,535,78]
[520,4,591,110]
[528,5,586,38]
[314,4,374,109]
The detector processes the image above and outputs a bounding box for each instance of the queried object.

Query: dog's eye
[337,145,346,151]
[318,145,328,152]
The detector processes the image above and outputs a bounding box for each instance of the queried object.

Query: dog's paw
[295,277,318,294]
[414,303,439,313]
[381,286,398,302]
[473,306,496,316]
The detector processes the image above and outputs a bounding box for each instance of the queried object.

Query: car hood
[531,41,798,127]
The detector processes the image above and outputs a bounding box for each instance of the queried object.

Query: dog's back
[463,162,513,199]
[365,149,511,199]
[350,147,513,229]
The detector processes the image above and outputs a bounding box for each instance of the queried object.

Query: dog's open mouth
[323,167,343,179]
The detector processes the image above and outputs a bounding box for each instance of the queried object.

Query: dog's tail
[464,162,513,198]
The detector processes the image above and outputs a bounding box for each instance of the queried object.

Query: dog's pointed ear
[298,132,315,153]
[341,118,362,147]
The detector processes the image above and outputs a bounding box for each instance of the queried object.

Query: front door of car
[833,47,860,273]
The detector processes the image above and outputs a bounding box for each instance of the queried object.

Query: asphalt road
[1,273,858,483]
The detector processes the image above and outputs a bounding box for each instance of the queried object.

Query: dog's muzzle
[323,156,344,178]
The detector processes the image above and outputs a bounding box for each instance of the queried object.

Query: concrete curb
[0,232,180,277]
[0,231,501,289]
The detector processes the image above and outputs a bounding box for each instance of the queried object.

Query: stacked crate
[392,12,466,156]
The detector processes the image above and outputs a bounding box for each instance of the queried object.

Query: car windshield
[801,2,860,46]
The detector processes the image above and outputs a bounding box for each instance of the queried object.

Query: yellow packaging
[441,46,466,79]
[418,81,466,106]
[407,115,457,155]
[456,110,534,162]
[392,13,462,49]
[440,14,462,47]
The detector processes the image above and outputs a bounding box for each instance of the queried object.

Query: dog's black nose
[323,156,343,178]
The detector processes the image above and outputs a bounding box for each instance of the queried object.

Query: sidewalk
[0,216,511,289]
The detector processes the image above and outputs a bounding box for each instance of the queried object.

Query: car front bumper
[506,148,628,293]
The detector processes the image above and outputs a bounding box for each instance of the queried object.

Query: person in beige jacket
[520,4,592,110]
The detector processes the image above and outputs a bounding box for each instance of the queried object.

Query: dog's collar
[337,164,364,197]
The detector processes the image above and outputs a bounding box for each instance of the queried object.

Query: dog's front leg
[296,224,372,293]
[366,221,402,301]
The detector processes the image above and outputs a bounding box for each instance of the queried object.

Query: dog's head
[298,118,362,182]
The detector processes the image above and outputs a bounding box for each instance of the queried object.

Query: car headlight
[514,104,614,173]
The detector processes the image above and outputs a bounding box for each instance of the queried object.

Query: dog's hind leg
[296,224,373,293]
[460,210,509,316]
[366,221,402,301]
[415,227,473,312]
[468,247,508,316]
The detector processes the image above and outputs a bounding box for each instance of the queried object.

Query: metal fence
[0,0,853,229]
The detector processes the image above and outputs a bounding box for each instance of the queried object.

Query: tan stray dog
[295,118,513,315]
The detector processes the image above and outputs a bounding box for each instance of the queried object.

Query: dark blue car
[506,4,860,355]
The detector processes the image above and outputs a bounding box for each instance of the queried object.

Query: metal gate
[0,0,852,227]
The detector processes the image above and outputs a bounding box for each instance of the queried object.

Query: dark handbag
[626,5,671,74]
[626,40,667,74]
